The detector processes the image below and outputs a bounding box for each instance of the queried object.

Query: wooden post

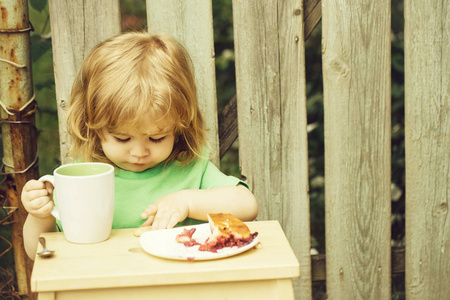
[0,0,39,299]
[233,1,311,298]
[322,0,391,298]
[405,0,450,298]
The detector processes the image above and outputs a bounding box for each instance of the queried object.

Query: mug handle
[38,175,60,221]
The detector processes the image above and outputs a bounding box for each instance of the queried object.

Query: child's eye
[114,137,130,143]
[149,137,165,143]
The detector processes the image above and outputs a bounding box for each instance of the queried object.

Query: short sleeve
[200,160,248,189]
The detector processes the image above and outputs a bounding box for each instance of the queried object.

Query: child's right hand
[21,180,55,219]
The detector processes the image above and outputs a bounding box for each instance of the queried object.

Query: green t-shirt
[113,157,244,229]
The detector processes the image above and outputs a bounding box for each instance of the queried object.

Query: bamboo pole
[0,0,39,299]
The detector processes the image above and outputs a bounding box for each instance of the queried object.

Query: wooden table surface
[31,220,300,298]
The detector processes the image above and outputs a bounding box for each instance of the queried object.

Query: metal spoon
[37,237,55,258]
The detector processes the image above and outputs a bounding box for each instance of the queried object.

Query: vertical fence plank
[322,0,391,298]
[233,1,311,298]
[48,0,121,164]
[146,0,219,166]
[404,0,450,298]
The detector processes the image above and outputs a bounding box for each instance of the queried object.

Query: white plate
[140,223,259,261]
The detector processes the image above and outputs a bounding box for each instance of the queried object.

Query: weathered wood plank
[48,0,121,164]
[304,0,321,40]
[404,0,450,299]
[233,1,311,299]
[146,0,219,166]
[311,247,406,282]
[322,0,391,298]
[219,0,322,158]
[311,254,326,282]
[218,94,237,159]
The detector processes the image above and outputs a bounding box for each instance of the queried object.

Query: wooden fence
[1,0,448,299]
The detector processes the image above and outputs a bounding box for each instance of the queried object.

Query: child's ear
[177,151,187,161]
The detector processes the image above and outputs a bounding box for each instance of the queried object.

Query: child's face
[100,117,176,172]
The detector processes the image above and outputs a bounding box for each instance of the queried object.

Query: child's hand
[141,191,189,230]
[21,180,54,219]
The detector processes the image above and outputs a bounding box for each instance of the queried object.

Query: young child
[21,32,258,259]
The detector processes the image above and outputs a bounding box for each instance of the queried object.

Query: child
[21,32,258,259]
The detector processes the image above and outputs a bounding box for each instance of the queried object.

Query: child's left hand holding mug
[141,191,190,230]
[21,180,55,219]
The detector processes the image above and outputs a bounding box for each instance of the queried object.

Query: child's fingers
[141,204,157,219]
[26,197,54,218]
[152,212,180,230]
[167,213,180,229]
[29,179,53,189]
[22,180,51,202]
[21,179,55,217]
[27,198,47,212]
[22,180,44,194]
[141,215,154,227]
[141,204,158,227]
[22,189,49,212]
[151,215,162,230]
[43,181,54,194]
[28,189,50,201]
[35,200,54,216]
[29,195,52,210]
[133,226,152,237]
[151,211,172,230]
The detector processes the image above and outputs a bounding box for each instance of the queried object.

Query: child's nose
[130,143,149,157]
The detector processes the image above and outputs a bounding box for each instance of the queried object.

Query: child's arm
[23,214,57,259]
[141,184,258,230]
[21,180,58,260]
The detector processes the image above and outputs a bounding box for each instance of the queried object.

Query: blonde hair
[66,32,207,165]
